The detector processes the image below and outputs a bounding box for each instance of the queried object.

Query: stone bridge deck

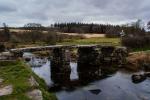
[10,45,105,53]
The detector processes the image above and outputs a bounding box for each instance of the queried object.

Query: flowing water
[24,52,150,100]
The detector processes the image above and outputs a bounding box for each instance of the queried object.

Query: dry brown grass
[59,32,105,38]
[126,52,150,71]
[9,29,106,38]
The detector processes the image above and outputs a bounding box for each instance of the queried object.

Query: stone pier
[51,47,71,85]
[77,46,101,83]
[13,51,23,58]
[99,46,115,64]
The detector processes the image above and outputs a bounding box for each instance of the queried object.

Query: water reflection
[70,63,78,80]
[31,61,53,86]
[56,71,150,100]
[31,60,79,86]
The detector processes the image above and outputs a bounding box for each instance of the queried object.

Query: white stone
[27,89,43,100]
[29,76,39,87]
[0,85,13,96]
[0,78,4,83]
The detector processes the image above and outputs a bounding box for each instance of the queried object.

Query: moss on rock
[0,60,57,100]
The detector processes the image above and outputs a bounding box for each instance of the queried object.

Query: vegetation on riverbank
[0,60,57,100]
[126,51,150,71]
[122,35,150,52]
[0,37,121,50]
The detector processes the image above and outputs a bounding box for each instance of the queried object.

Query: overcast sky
[0,0,150,26]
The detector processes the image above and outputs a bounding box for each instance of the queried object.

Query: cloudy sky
[0,0,150,26]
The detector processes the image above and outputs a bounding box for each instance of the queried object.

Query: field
[58,33,105,38]
[58,37,120,46]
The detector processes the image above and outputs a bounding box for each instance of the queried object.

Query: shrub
[105,33,120,38]
[0,44,5,52]
[122,35,150,49]
[43,32,57,45]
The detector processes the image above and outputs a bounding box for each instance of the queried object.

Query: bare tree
[147,21,150,29]
[24,23,44,30]
[3,23,10,41]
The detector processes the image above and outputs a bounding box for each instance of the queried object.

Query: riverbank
[0,60,57,100]
[126,51,150,71]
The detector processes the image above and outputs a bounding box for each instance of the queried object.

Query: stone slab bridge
[10,45,128,85]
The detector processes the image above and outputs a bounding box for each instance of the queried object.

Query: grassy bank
[57,37,120,45]
[131,47,150,52]
[3,37,120,49]
[0,60,57,100]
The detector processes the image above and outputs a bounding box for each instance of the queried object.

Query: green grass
[131,47,150,52]
[57,37,120,46]
[0,60,57,100]
[9,37,120,49]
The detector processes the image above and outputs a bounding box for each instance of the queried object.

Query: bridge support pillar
[99,46,115,64]
[12,51,23,58]
[51,47,71,85]
[77,46,101,83]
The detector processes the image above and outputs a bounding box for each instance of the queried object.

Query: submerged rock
[89,89,101,95]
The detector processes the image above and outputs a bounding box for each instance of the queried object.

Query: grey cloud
[0,2,16,13]
[0,0,150,26]
[0,6,16,12]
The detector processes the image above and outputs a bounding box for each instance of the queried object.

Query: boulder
[131,74,146,83]
[26,89,43,100]
[0,85,13,96]
[0,78,4,83]
[144,72,150,77]
[143,63,150,71]
[28,76,39,87]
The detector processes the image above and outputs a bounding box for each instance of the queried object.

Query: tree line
[48,22,145,34]
[22,22,145,35]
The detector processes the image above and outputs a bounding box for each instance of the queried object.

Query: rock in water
[144,72,150,77]
[89,89,101,95]
[131,74,146,84]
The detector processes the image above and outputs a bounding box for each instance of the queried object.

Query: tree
[0,43,5,52]
[133,19,144,29]
[147,21,150,29]
[44,31,57,45]
[24,23,44,30]
[3,23,10,41]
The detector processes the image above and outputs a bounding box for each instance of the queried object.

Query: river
[24,53,150,100]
